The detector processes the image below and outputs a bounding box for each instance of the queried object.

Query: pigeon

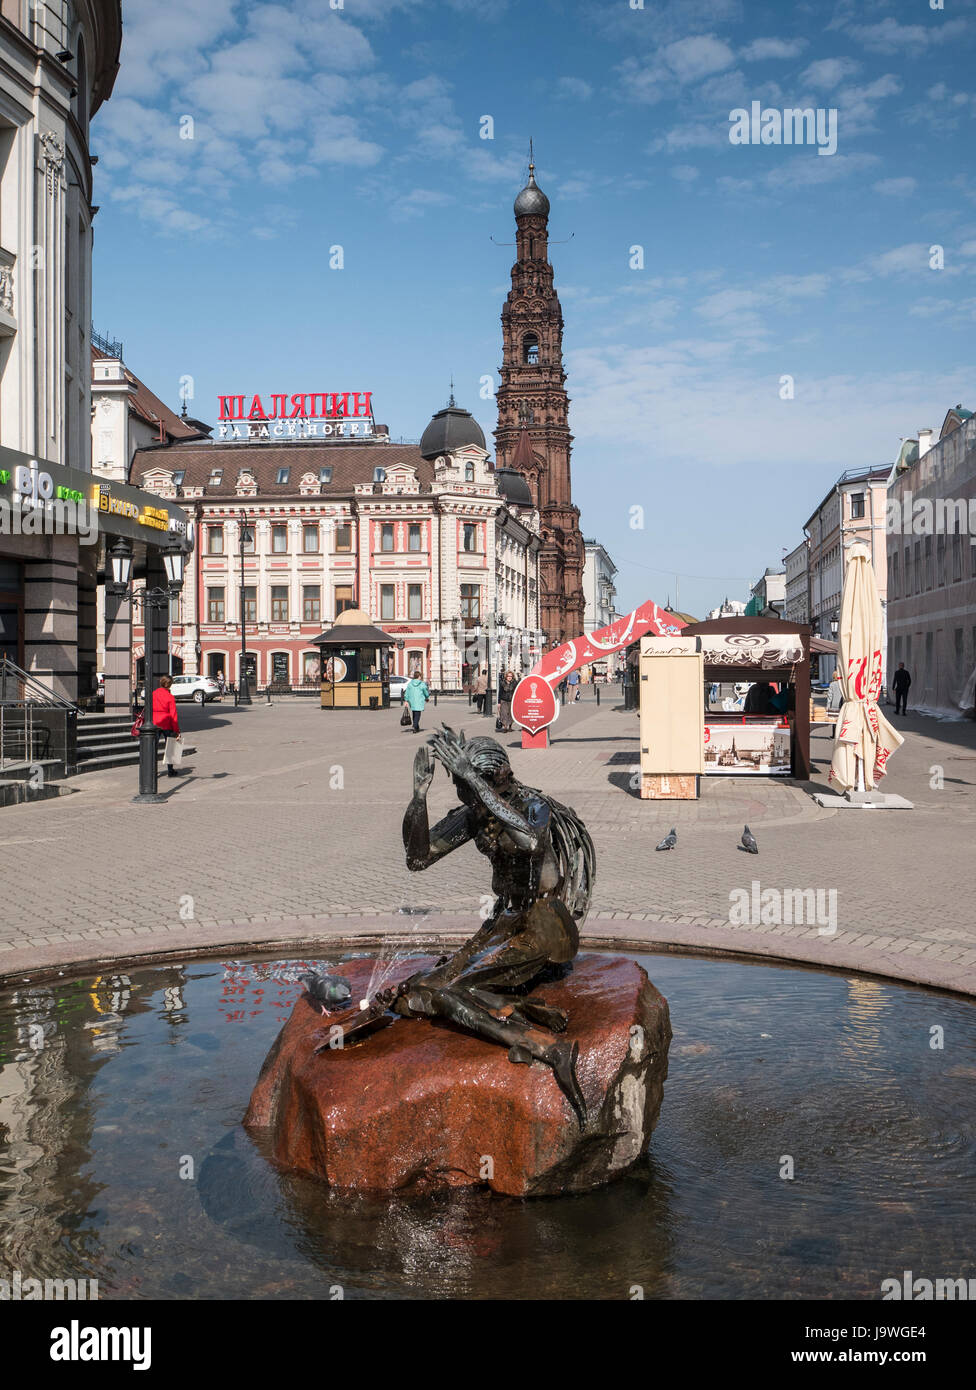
[298,970,353,1013]
[655,827,677,852]
[740,825,759,854]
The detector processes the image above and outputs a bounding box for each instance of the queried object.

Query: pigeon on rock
[299,970,353,1013]
[740,825,759,854]
[656,827,677,852]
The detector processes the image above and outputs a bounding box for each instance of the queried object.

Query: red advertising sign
[511,676,557,734]
[217,392,373,422]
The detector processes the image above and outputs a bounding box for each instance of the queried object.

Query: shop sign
[216,391,374,442]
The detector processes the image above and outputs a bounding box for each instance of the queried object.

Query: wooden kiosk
[681,617,812,781]
[313,608,393,710]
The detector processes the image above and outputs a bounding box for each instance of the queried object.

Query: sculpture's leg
[393,982,586,1130]
[468,986,568,1034]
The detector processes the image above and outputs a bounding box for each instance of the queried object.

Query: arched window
[522,333,539,365]
[464,461,474,482]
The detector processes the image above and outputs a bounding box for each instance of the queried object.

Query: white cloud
[671,164,700,182]
[873,177,917,197]
[845,17,968,54]
[741,37,808,61]
[800,57,861,90]
[556,77,593,101]
[664,34,737,81]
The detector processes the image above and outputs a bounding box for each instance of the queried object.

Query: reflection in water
[0,953,974,1300]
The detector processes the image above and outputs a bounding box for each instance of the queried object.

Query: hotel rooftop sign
[217,392,374,442]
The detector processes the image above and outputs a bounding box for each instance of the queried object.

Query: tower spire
[448,375,456,408]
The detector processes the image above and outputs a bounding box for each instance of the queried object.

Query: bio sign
[216,391,374,442]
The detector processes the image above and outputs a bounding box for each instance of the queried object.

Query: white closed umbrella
[828,542,903,793]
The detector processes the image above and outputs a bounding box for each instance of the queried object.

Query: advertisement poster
[704,721,791,775]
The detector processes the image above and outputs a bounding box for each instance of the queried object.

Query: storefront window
[271,652,290,686]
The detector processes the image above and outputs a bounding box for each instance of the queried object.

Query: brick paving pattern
[1,693,974,995]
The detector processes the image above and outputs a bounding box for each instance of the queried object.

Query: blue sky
[92,0,976,619]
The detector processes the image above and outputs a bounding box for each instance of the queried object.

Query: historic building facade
[886,407,976,716]
[494,162,585,644]
[0,0,121,697]
[127,400,543,692]
[581,539,617,633]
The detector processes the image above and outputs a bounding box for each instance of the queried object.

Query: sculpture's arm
[403,745,474,871]
[427,728,545,851]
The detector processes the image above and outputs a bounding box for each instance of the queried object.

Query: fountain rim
[1,918,972,1004]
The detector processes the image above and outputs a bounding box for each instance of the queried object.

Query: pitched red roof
[511,425,537,471]
[130,438,434,497]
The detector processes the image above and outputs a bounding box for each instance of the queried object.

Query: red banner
[530,601,687,686]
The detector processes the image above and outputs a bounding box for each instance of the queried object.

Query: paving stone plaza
[3,692,973,997]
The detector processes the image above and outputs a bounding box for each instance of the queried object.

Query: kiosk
[312,608,393,709]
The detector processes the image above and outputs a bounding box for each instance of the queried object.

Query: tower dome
[514,163,550,217]
[419,394,486,460]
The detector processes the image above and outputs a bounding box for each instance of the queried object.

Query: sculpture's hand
[413,744,434,797]
[429,726,473,781]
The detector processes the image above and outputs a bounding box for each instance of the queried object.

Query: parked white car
[389,674,409,699]
[137,674,221,704]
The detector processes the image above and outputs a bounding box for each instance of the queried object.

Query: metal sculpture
[316,724,596,1127]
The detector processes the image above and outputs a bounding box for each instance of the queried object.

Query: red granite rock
[244,953,672,1197]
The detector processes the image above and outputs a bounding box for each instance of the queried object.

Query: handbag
[130,712,144,738]
[400,705,412,727]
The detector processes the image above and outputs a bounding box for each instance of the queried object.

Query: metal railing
[0,656,81,771]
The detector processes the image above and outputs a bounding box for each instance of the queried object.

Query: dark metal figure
[317,724,595,1128]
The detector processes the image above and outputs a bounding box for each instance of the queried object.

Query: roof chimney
[918,428,934,457]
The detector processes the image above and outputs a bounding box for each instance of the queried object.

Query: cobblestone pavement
[1,693,974,995]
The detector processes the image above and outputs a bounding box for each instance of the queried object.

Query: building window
[408,584,423,620]
[924,535,933,589]
[850,492,865,519]
[276,468,290,485]
[207,526,224,555]
[380,584,395,620]
[522,332,539,365]
[462,523,477,552]
[937,533,947,586]
[890,552,899,599]
[335,584,354,614]
[464,462,474,483]
[272,524,288,553]
[271,586,289,621]
[408,523,422,551]
[172,470,185,487]
[381,523,394,552]
[320,467,333,484]
[373,467,386,483]
[335,523,352,552]
[303,524,319,553]
[208,469,223,486]
[303,586,321,622]
[271,652,290,685]
[207,587,225,623]
[242,586,257,624]
[953,532,963,582]
[460,583,480,621]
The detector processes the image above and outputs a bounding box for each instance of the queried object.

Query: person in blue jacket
[403,673,430,733]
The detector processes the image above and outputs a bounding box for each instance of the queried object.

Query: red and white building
[127,397,544,691]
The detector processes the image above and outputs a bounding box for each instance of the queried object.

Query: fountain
[244,725,672,1195]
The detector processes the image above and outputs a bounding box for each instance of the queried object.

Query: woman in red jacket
[152,675,182,777]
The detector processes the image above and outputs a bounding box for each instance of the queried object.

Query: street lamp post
[238,509,253,705]
[106,539,187,804]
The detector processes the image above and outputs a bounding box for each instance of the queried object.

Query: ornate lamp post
[114,540,187,804]
[238,509,253,705]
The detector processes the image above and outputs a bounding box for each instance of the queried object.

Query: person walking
[473,667,488,713]
[153,674,183,778]
[216,670,226,697]
[892,662,911,716]
[567,668,581,702]
[403,672,430,733]
[497,669,518,732]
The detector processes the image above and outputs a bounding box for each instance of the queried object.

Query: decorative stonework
[39,131,66,193]
[0,264,12,314]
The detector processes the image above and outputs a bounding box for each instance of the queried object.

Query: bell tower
[494,154,585,644]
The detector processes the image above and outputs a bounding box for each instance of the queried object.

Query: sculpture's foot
[513,998,568,1033]
[507,1037,587,1132]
